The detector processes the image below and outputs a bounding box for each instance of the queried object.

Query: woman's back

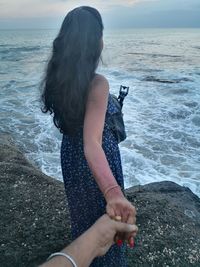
[42,6,136,266]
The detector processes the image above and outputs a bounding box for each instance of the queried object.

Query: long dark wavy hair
[41,6,104,136]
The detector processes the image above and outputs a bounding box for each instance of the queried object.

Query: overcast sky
[0,0,199,29]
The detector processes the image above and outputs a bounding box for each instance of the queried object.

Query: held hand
[90,214,138,257]
[106,195,136,225]
[105,190,137,246]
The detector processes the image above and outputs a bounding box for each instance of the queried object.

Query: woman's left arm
[83,74,124,201]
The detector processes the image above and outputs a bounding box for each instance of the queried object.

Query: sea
[0,28,200,197]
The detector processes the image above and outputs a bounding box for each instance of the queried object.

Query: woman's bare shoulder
[88,74,109,103]
[91,74,109,91]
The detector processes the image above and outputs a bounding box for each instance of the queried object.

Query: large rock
[0,134,200,267]
[126,182,200,267]
[0,134,70,267]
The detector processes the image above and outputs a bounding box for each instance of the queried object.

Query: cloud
[103,0,157,7]
[0,0,157,18]
[0,0,67,18]
[102,0,200,28]
[54,0,156,5]
[0,0,199,28]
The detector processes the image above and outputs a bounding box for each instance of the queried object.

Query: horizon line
[0,26,200,31]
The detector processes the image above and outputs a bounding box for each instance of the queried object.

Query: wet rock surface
[0,134,70,267]
[126,182,200,267]
[0,134,200,267]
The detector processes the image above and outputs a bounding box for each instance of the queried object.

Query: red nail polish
[117,239,123,246]
[129,239,135,248]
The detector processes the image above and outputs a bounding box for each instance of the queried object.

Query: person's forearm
[40,227,98,267]
[84,141,124,198]
[61,227,98,267]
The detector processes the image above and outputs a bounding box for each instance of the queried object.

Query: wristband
[47,252,77,267]
[104,185,120,198]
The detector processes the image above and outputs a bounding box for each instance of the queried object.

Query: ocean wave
[141,41,161,46]
[0,46,42,61]
[193,46,200,50]
[142,75,193,83]
[168,109,192,120]
[0,46,41,54]
[170,89,189,94]
[2,80,18,89]
[184,102,198,108]
[0,44,12,48]
[128,68,163,73]
[126,52,181,58]
[192,116,200,127]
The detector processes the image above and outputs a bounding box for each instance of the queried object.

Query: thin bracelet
[46,252,77,267]
[104,185,119,198]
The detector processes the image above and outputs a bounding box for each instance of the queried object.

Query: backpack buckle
[118,85,129,107]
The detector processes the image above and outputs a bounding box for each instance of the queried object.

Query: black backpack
[107,86,129,144]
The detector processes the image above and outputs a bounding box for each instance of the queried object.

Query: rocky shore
[0,134,200,267]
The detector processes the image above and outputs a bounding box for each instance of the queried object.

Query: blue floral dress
[61,94,127,267]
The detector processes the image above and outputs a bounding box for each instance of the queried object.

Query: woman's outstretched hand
[105,188,137,246]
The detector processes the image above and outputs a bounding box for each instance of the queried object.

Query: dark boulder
[126,182,200,266]
[0,134,70,267]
